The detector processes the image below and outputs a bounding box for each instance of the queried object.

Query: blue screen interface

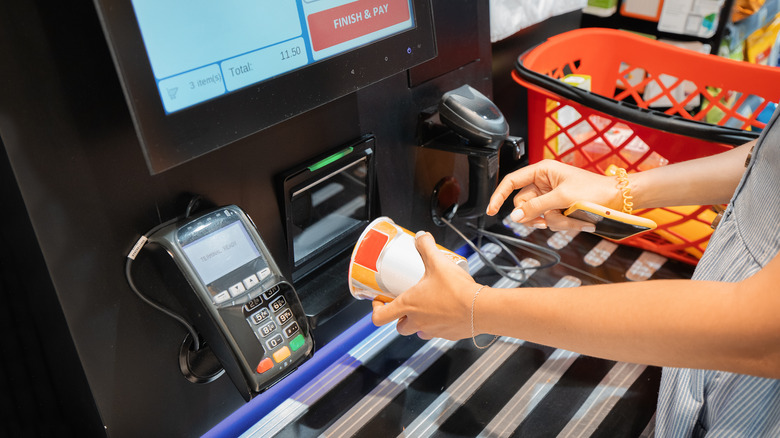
[130,0,415,113]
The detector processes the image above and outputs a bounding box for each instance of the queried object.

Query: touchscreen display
[182,221,261,285]
[130,0,415,113]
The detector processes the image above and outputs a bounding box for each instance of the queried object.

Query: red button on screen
[307,0,411,52]
[256,358,273,374]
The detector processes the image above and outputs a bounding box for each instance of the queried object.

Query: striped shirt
[656,109,780,437]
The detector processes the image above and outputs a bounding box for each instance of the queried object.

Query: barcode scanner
[437,85,513,219]
[438,84,510,150]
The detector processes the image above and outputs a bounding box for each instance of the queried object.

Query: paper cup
[348,217,469,302]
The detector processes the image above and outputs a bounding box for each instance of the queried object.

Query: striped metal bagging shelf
[215,214,695,438]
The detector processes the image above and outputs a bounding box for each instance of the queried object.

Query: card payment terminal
[146,205,313,399]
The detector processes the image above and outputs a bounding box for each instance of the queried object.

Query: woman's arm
[628,139,756,208]
[485,140,756,230]
[372,231,780,379]
[477,249,780,378]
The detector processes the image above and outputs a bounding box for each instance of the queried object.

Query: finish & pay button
[307,0,410,51]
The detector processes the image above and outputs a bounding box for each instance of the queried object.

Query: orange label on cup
[353,228,389,272]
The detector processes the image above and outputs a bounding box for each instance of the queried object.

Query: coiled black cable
[440,215,560,283]
[124,212,202,351]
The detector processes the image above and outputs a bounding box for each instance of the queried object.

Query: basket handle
[514,49,760,147]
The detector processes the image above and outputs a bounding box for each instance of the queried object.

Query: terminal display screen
[181,221,261,285]
[131,0,415,113]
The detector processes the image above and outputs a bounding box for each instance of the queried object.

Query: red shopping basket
[513,28,780,265]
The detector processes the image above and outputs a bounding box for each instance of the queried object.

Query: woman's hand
[486,159,621,231]
[371,231,479,340]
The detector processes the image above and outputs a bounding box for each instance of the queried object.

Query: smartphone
[563,201,657,241]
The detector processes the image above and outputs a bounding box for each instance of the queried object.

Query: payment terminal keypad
[243,282,307,375]
[277,309,293,325]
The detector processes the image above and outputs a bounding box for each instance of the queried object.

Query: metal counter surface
[207,216,695,437]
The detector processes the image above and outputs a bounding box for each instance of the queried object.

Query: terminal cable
[440,214,560,284]
[125,215,202,352]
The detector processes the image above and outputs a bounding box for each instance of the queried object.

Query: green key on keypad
[289,334,305,352]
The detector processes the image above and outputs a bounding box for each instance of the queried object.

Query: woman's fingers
[395,316,418,336]
[489,160,578,221]
[372,299,404,326]
[414,231,441,271]
[544,209,595,232]
[416,331,433,340]
[372,229,477,340]
[486,167,538,215]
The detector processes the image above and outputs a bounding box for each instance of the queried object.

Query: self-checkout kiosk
[1,1,695,437]
[0,0,497,435]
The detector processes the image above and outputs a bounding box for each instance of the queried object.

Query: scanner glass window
[290,158,369,267]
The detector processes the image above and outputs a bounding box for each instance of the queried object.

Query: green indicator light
[308,146,353,172]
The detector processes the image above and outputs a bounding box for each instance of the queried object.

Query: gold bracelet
[613,167,634,215]
[471,285,498,349]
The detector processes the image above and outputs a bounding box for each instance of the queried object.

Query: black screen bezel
[93,0,437,174]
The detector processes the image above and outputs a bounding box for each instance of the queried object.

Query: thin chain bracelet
[471,284,498,349]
